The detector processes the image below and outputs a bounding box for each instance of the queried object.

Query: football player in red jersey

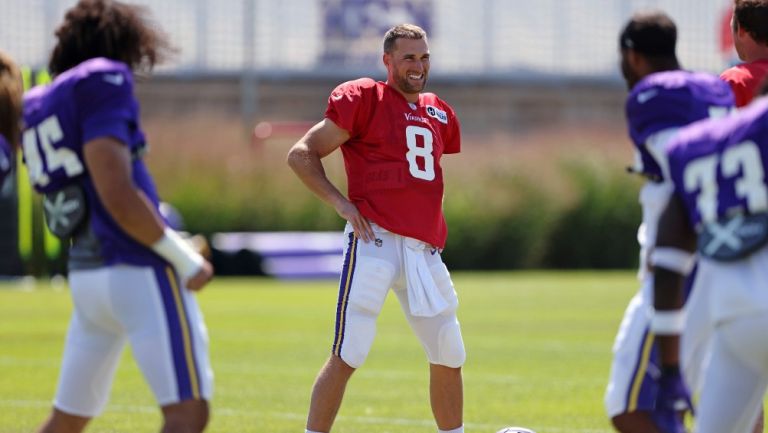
[721,0,768,107]
[288,24,466,433]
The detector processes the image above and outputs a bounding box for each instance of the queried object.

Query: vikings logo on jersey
[625,70,734,182]
[324,78,461,249]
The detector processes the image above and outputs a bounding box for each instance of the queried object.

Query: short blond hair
[383,24,427,53]
[0,50,22,150]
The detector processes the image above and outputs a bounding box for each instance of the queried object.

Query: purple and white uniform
[627,71,734,183]
[605,70,734,420]
[23,58,166,268]
[0,134,11,185]
[22,58,212,416]
[667,98,768,228]
[664,97,768,433]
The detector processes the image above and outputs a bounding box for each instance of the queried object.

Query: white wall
[0,0,734,77]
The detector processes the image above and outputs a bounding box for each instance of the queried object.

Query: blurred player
[0,49,22,185]
[24,1,214,432]
[0,135,10,184]
[287,23,465,433]
[652,80,768,433]
[721,0,768,107]
[604,11,734,433]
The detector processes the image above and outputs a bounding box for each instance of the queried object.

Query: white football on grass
[496,428,536,433]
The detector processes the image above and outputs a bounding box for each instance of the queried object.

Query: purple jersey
[667,97,768,228]
[626,70,734,181]
[0,134,11,185]
[22,58,166,269]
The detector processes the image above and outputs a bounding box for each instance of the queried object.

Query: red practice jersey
[325,78,461,248]
[720,59,768,107]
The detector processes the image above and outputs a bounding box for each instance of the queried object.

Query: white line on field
[0,356,602,385]
[0,399,611,433]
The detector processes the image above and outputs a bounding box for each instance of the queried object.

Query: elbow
[286,147,297,168]
[286,145,307,171]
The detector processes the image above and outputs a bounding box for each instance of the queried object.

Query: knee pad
[347,259,394,315]
[436,319,466,368]
[336,258,394,369]
[431,262,464,367]
[406,260,464,367]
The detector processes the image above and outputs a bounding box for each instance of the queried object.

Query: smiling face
[383,37,430,102]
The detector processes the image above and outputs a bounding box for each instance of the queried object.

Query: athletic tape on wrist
[651,309,685,335]
[151,228,204,280]
[651,247,696,275]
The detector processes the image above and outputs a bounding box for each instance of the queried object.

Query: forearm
[651,262,688,368]
[102,187,166,246]
[285,119,374,240]
[651,195,696,368]
[287,146,348,209]
[102,185,204,278]
[78,133,212,289]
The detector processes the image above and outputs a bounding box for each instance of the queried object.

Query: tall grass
[144,115,643,269]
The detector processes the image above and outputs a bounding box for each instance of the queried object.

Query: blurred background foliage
[145,115,642,270]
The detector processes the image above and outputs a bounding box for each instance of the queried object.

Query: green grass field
[0,271,637,433]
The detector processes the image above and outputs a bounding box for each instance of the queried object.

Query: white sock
[305,430,324,433]
[438,426,464,433]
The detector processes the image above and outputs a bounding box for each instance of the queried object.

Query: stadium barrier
[211,231,343,279]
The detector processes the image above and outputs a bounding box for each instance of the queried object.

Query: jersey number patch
[23,115,84,187]
[405,125,435,181]
[684,140,768,222]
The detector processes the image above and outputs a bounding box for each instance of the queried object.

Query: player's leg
[161,400,209,433]
[430,363,463,431]
[36,410,90,433]
[753,410,764,433]
[111,265,212,433]
[683,284,765,433]
[306,354,356,433]
[307,229,397,432]
[680,273,712,398]
[610,413,663,433]
[37,269,127,433]
[395,250,465,432]
[605,288,665,433]
[695,314,768,433]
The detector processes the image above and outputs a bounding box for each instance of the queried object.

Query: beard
[394,72,428,94]
[620,57,639,90]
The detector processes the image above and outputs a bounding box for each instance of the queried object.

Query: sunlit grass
[0,271,634,433]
